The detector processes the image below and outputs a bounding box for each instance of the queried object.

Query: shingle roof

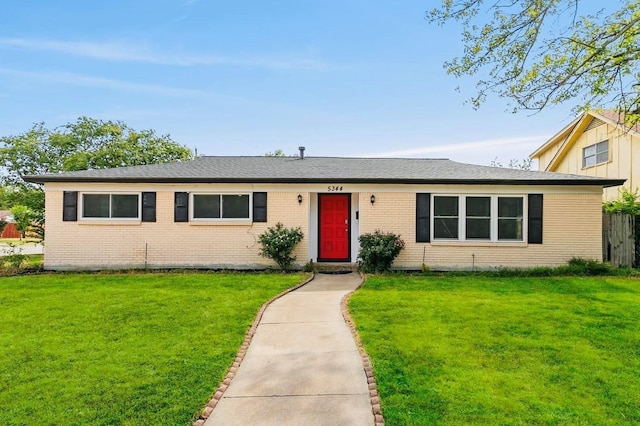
[22,156,625,187]
[597,109,640,134]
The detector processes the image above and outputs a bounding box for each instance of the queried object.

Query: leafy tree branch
[428,0,640,125]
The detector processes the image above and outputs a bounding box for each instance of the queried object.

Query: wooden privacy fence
[602,213,636,267]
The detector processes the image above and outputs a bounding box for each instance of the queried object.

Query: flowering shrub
[258,222,304,270]
[357,230,405,273]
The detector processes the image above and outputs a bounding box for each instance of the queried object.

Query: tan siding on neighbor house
[536,119,638,200]
[44,185,309,270]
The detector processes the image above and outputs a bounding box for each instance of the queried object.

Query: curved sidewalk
[203,272,375,426]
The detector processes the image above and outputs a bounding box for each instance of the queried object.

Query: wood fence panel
[1,223,21,239]
[602,213,635,267]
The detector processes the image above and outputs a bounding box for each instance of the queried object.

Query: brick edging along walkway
[193,271,385,426]
[193,274,314,426]
[341,273,385,426]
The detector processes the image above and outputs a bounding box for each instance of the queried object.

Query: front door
[318,194,350,261]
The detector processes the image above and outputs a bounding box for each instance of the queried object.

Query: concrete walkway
[203,272,375,426]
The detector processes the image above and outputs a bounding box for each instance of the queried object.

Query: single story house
[530,110,640,200]
[24,151,624,271]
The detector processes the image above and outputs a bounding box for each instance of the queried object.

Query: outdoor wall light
[370,194,376,205]
[297,194,303,204]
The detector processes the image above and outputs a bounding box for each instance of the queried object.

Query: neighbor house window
[432,195,524,242]
[82,193,140,219]
[583,140,609,168]
[192,194,250,220]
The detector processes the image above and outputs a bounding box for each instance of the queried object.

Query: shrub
[258,222,304,270]
[602,188,640,214]
[1,243,27,271]
[565,257,612,275]
[358,230,405,273]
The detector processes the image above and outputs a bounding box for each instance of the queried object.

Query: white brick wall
[43,183,604,270]
[45,189,308,270]
[359,192,603,269]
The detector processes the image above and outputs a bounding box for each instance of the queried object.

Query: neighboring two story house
[530,110,640,200]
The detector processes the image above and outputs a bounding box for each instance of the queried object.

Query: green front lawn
[350,275,640,425]
[0,272,306,425]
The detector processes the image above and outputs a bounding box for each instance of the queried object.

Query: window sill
[78,220,141,225]
[189,220,253,226]
[430,240,528,247]
[582,160,610,170]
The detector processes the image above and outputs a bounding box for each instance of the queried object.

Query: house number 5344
[327,185,343,191]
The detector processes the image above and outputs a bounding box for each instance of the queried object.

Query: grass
[22,254,43,268]
[349,275,640,425]
[0,272,307,425]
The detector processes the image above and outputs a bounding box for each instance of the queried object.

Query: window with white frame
[465,196,491,239]
[498,197,524,240]
[82,193,140,219]
[192,194,250,220]
[432,195,524,242]
[433,196,459,239]
[582,140,609,168]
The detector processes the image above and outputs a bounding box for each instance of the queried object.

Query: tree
[428,1,640,125]
[10,205,34,240]
[0,117,193,235]
[603,188,640,214]
[265,149,287,157]
[490,157,533,170]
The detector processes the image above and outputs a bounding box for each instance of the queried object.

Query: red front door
[319,194,350,261]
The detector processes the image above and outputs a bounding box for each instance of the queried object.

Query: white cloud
[0,37,328,70]
[364,136,548,166]
[0,67,249,103]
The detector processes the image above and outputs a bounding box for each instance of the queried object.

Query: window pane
[83,194,109,218]
[583,155,596,167]
[466,197,490,217]
[222,194,250,218]
[434,196,458,216]
[194,195,220,218]
[596,140,609,153]
[596,152,608,164]
[584,145,596,156]
[498,197,523,217]
[498,218,523,240]
[111,194,139,218]
[466,218,490,239]
[434,218,458,239]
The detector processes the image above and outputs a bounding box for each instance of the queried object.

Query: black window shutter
[253,192,267,223]
[174,192,189,222]
[528,194,543,244]
[63,191,78,222]
[416,193,431,242]
[142,192,156,222]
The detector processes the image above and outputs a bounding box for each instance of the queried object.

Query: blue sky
[0,0,580,165]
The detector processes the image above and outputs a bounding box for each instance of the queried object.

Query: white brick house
[24,154,624,270]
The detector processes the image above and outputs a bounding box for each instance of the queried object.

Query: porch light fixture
[370,194,376,205]
[297,194,303,204]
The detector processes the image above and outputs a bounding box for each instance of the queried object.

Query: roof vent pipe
[298,146,305,159]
